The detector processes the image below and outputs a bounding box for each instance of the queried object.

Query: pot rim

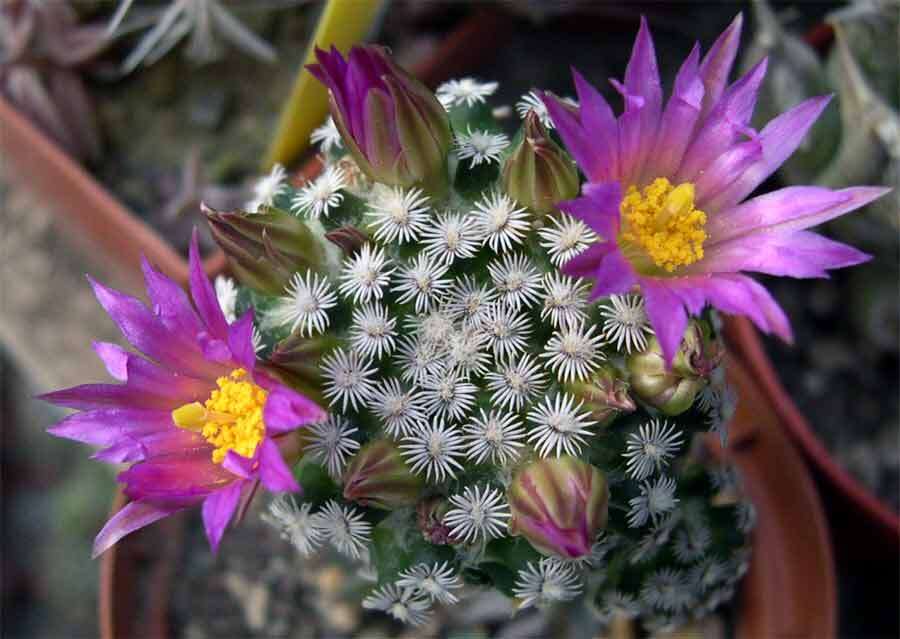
[724,316,900,541]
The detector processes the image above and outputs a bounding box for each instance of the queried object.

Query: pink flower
[41,231,325,556]
[544,16,889,363]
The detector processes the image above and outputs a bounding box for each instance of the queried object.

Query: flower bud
[308,46,451,192]
[626,321,722,416]
[204,203,326,296]
[325,225,369,256]
[260,333,340,406]
[507,456,608,559]
[342,439,422,510]
[569,365,636,425]
[416,496,453,545]
[501,111,579,214]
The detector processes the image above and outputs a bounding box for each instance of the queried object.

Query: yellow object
[620,177,707,273]
[173,369,269,464]
[264,0,385,168]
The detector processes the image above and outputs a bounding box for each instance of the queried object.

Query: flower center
[172,368,268,464]
[619,178,707,273]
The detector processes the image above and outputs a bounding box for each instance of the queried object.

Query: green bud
[260,333,339,406]
[569,365,636,425]
[508,456,608,559]
[204,203,326,295]
[501,111,579,214]
[342,440,423,510]
[626,321,722,416]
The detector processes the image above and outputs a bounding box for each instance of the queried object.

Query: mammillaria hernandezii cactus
[43,14,887,635]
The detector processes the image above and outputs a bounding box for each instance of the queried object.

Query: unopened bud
[416,496,453,545]
[501,111,579,214]
[342,440,422,509]
[325,225,369,256]
[204,203,326,295]
[308,46,451,192]
[627,321,722,416]
[508,456,608,559]
[569,365,636,425]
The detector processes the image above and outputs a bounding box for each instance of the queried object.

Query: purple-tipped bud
[307,46,451,192]
[325,225,369,256]
[507,456,608,559]
[502,111,579,214]
[204,203,327,295]
[570,365,636,425]
[416,496,453,545]
[342,439,422,510]
[627,321,723,416]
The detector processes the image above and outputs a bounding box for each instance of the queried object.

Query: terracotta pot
[724,317,900,561]
[0,95,227,289]
[711,351,837,638]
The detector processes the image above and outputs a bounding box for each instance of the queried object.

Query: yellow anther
[619,177,707,273]
[172,368,268,464]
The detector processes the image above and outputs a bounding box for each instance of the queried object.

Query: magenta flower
[544,15,889,363]
[40,232,326,557]
[307,45,451,190]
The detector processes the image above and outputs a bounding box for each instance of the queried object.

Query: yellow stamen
[619,177,707,273]
[172,368,268,464]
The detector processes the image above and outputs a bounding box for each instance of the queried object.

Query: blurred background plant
[0,0,108,161]
[106,0,303,73]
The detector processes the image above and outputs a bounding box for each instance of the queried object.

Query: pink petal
[88,275,223,381]
[640,278,688,366]
[585,250,637,299]
[39,383,176,411]
[47,408,172,446]
[676,57,767,183]
[123,354,212,404]
[611,87,644,187]
[257,438,300,493]
[562,242,614,279]
[263,385,326,435]
[222,449,256,479]
[189,229,229,341]
[704,95,833,212]
[543,92,602,180]
[707,186,889,243]
[202,481,244,553]
[694,138,763,206]
[227,310,257,372]
[558,181,622,238]
[622,16,662,180]
[92,342,129,381]
[693,230,871,278]
[141,256,203,338]
[571,68,619,181]
[119,451,233,505]
[648,43,704,179]
[92,501,182,558]
[698,14,744,124]
[702,274,793,342]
